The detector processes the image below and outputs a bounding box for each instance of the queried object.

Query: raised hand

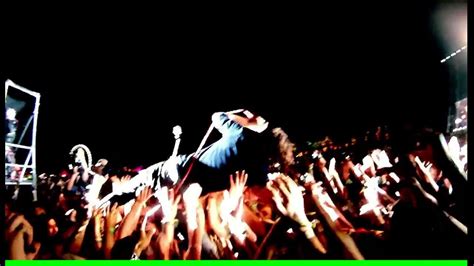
[117,185,153,240]
[370,149,393,169]
[351,163,367,182]
[91,206,103,221]
[134,227,157,259]
[414,156,439,192]
[121,174,131,184]
[228,170,248,211]
[328,157,337,175]
[103,202,120,258]
[91,206,105,251]
[136,186,153,206]
[227,197,257,244]
[73,166,80,175]
[310,182,362,258]
[361,155,376,177]
[267,174,327,254]
[105,202,120,229]
[6,214,41,259]
[311,182,354,232]
[183,183,203,231]
[157,187,181,225]
[183,185,206,260]
[154,187,181,260]
[266,174,307,225]
[207,192,229,239]
[183,183,203,206]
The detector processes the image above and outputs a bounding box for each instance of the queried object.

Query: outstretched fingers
[267,180,288,216]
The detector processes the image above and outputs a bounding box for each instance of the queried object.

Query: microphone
[172,125,182,157]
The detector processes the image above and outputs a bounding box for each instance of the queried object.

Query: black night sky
[4,2,466,174]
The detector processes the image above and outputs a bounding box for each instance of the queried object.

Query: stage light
[433,3,467,62]
[6,108,17,120]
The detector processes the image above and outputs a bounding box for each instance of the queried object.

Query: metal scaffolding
[4,79,41,190]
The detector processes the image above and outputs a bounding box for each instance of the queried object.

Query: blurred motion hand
[105,202,120,230]
[266,174,308,225]
[157,187,181,225]
[6,214,41,260]
[183,183,203,230]
[136,186,153,206]
[371,149,393,169]
[134,227,157,257]
[228,170,248,212]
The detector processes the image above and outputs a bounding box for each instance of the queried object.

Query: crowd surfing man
[128,109,295,195]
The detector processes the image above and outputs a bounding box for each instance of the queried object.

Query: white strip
[440,45,467,63]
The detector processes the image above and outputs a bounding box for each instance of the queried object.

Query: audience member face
[259,204,273,220]
[48,218,59,237]
[58,193,67,209]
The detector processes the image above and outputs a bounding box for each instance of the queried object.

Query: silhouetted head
[270,127,295,173]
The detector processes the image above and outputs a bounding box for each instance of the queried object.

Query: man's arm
[212,109,269,134]
[67,166,80,191]
[212,112,243,135]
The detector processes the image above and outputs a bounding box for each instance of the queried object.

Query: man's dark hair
[271,127,295,173]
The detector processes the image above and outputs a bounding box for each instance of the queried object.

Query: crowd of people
[4,110,468,260]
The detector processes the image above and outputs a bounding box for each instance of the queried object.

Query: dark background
[3,2,466,173]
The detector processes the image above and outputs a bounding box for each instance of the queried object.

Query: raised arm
[117,186,153,239]
[104,202,120,259]
[267,174,327,255]
[156,187,181,260]
[212,109,269,135]
[67,166,80,191]
[211,112,243,135]
[310,182,364,260]
[183,183,204,260]
[6,214,41,260]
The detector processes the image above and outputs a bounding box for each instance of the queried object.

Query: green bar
[4,260,468,266]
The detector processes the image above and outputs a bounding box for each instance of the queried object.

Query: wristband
[131,252,140,260]
[300,225,316,239]
[161,216,173,224]
[300,221,316,239]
